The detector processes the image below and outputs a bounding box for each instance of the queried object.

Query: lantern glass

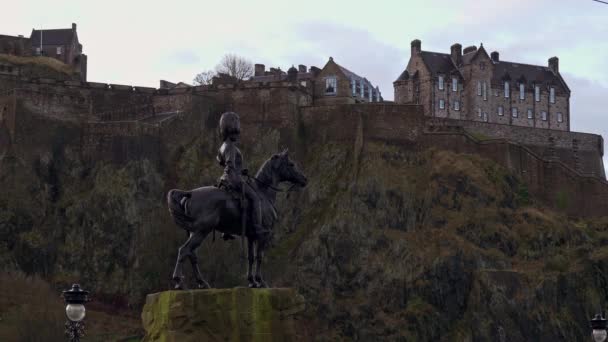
[66,303,86,322]
[593,329,608,342]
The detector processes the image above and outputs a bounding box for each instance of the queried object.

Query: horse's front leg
[254,239,269,288]
[247,238,258,288]
[172,232,193,290]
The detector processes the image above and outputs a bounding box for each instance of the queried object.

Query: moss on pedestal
[141,287,306,342]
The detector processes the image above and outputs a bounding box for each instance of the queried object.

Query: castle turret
[287,65,298,81]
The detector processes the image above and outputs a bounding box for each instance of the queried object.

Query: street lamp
[62,284,89,342]
[591,313,608,342]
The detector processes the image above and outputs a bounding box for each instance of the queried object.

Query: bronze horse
[167,149,307,289]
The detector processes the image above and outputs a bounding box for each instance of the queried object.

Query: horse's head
[271,149,307,187]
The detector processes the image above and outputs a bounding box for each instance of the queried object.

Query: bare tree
[215,53,253,81]
[193,70,215,85]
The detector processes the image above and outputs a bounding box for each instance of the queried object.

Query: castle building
[250,57,382,104]
[0,23,87,82]
[394,39,570,131]
[30,23,87,81]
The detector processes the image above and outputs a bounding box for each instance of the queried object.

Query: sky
[4,0,608,168]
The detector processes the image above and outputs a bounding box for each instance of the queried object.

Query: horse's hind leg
[172,232,194,290]
[187,229,211,289]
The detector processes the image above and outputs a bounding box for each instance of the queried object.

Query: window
[7,66,12,73]
[527,109,533,119]
[439,99,445,109]
[300,81,307,87]
[504,81,510,98]
[454,100,460,111]
[452,78,458,92]
[557,112,563,122]
[512,107,518,118]
[477,81,482,96]
[541,111,547,121]
[494,89,499,97]
[480,62,486,70]
[483,81,487,101]
[498,106,503,116]
[535,85,540,102]
[519,83,525,100]
[483,112,489,122]
[325,77,337,95]
[478,108,482,117]
[35,47,41,55]
[550,87,555,103]
[56,46,62,55]
[369,89,373,102]
[351,79,356,96]
[360,82,365,97]
[438,76,444,90]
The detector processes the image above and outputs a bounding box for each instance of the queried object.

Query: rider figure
[216,112,268,241]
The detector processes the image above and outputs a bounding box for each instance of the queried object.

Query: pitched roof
[338,65,375,89]
[30,28,74,46]
[492,60,569,92]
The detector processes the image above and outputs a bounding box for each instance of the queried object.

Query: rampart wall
[298,104,607,217]
[427,118,605,178]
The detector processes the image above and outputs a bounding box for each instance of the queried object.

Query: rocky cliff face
[1,109,608,341]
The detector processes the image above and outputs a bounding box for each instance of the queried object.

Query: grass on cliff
[0,53,75,75]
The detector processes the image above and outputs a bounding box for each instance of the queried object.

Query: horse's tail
[167,189,194,230]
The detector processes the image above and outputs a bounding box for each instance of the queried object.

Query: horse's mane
[255,156,274,186]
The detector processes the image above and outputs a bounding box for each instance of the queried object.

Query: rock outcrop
[142,288,307,342]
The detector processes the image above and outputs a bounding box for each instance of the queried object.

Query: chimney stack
[548,57,559,74]
[450,43,462,66]
[411,39,421,56]
[298,64,306,73]
[72,23,77,31]
[491,51,499,63]
[254,64,265,76]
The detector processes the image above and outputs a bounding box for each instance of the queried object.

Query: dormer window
[504,81,510,98]
[550,87,555,103]
[519,83,525,100]
[535,85,540,102]
[351,79,356,96]
[438,75,444,90]
[452,78,458,92]
[325,77,337,95]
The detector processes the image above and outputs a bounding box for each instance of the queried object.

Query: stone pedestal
[141,287,307,342]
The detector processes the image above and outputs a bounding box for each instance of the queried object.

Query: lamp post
[591,313,608,342]
[62,284,89,342]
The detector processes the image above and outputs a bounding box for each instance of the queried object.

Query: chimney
[310,66,321,76]
[411,39,421,56]
[298,64,306,73]
[463,45,477,54]
[72,23,77,31]
[254,63,265,76]
[548,57,559,74]
[491,51,499,63]
[450,43,462,66]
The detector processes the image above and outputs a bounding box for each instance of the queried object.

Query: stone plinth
[141,287,307,342]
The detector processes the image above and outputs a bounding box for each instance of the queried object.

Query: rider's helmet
[219,112,240,141]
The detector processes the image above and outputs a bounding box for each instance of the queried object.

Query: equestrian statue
[167,112,308,289]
